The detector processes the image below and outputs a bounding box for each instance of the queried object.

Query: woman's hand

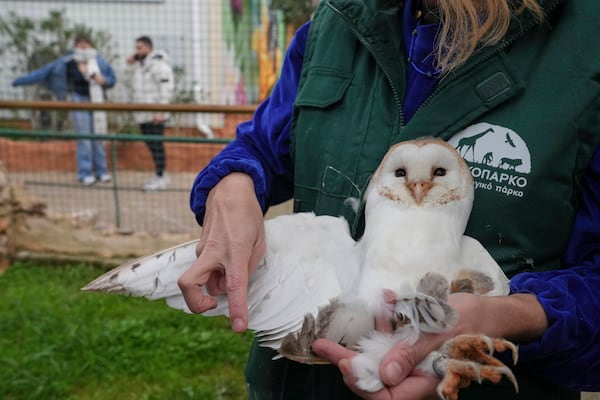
[313,292,548,399]
[91,73,105,85]
[177,173,266,332]
[312,289,447,399]
[312,337,440,400]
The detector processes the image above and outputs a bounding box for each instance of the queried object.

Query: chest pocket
[293,68,387,238]
[293,68,356,215]
[295,67,353,108]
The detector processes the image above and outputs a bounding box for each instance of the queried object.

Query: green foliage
[271,0,318,28]
[0,262,253,400]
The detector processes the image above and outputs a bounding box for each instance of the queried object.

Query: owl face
[370,139,473,208]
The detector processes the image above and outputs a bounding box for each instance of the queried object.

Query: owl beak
[408,180,432,204]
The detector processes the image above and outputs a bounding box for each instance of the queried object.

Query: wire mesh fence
[0,1,312,236]
[0,0,293,104]
[0,129,231,234]
[0,0,309,134]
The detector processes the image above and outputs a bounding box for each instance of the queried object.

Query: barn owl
[83,138,517,400]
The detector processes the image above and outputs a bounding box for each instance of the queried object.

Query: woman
[182,0,600,398]
[12,34,116,185]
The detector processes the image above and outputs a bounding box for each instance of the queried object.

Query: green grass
[0,262,254,400]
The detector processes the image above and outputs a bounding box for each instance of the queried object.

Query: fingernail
[232,318,245,332]
[384,362,403,385]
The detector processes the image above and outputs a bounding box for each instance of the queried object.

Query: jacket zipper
[326,1,406,125]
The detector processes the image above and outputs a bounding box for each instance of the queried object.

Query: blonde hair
[433,0,544,74]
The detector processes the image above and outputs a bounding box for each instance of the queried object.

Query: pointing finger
[223,259,249,332]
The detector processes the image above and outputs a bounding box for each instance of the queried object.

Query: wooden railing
[0,100,257,113]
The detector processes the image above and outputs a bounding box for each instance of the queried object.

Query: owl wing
[82,212,360,349]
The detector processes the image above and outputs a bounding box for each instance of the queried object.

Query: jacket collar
[325,0,565,44]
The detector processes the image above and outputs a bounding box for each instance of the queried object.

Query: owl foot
[433,334,518,400]
[277,298,374,365]
[277,312,330,364]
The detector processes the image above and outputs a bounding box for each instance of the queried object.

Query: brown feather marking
[451,269,495,295]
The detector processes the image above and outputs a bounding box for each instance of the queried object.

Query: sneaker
[81,176,96,186]
[98,173,112,183]
[143,174,170,191]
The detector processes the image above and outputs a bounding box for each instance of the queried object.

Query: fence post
[108,139,121,229]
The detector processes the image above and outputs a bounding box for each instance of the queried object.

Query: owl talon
[432,334,519,400]
[440,334,518,366]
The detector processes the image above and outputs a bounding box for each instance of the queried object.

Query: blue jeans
[71,92,108,180]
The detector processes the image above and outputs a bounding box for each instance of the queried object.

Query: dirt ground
[3,170,292,266]
[8,170,292,236]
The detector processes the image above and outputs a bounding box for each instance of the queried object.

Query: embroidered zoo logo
[448,123,530,198]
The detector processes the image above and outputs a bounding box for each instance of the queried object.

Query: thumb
[380,332,444,386]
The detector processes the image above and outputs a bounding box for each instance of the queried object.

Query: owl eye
[395,168,406,177]
[433,167,446,177]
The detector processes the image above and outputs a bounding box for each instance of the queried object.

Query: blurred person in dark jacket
[127,36,175,191]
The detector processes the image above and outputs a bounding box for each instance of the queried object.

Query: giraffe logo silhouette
[449,123,531,173]
[448,122,532,198]
[455,127,494,162]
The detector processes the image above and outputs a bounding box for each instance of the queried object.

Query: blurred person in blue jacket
[12,34,116,186]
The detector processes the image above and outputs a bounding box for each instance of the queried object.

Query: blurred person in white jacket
[127,36,175,191]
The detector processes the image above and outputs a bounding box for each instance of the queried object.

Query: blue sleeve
[509,145,600,391]
[189,21,311,225]
[97,56,116,88]
[11,61,56,87]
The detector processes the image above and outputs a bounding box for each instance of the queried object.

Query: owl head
[365,138,474,214]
